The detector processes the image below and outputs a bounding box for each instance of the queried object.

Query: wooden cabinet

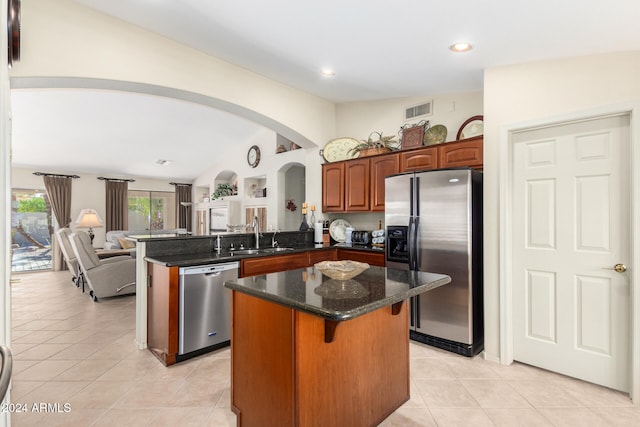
[322,162,345,212]
[438,136,483,168]
[370,154,400,211]
[345,159,370,211]
[322,137,482,212]
[337,248,385,266]
[400,146,437,172]
[147,262,180,366]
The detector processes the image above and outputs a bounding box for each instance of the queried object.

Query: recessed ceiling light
[450,42,473,53]
[156,159,171,166]
[320,68,335,77]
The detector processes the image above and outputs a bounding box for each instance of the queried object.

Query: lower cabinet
[147,262,179,366]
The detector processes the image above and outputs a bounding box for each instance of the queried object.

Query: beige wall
[10,0,336,147]
[483,51,640,361]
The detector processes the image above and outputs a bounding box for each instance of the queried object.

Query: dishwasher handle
[179,262,239,276]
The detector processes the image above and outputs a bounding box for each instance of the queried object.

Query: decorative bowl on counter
[314,260,370,281]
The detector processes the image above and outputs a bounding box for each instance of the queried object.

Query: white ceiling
[11,0,640,180]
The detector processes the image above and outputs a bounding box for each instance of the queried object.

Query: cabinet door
[337,249,385,267]
[322,163,345,212]
[147,263,179,366]
[240,252,309,277]
[370,154,399,211]
[400,147,437,172]
[438,137,483,168]
[345,159,370,211]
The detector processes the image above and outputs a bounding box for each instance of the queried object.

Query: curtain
[106,180,128,232]
[43,176,72,271]
[175,184,192,232]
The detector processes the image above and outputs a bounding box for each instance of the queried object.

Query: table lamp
[76,208,104,244]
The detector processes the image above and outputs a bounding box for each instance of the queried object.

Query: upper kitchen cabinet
[345,159,370,211]
[370,154,400,211]
[322,162,345,212]
[321,137,482,213]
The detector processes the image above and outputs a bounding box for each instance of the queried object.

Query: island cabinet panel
[146,262,179,366]
[230,292,410,427]
[337,248,385,267]
[400,146,438,172]
[344,159,370,211]
[370,154,400,211]
[231,291,293,427]
[308,248,338,265]
[240,252,309,277]
[294,305,409,427]
[439,136,483,168]
[322,162,345,212]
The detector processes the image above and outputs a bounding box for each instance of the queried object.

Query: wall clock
[7,0,21,68]
[247,145,260,168]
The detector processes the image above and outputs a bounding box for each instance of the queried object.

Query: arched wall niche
[277,162,305,231]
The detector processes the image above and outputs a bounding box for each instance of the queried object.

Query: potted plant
[348,131,399,157]
[211,183,235,200]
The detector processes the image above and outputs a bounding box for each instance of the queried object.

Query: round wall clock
[7,0,21,68]
[247,145,261,168]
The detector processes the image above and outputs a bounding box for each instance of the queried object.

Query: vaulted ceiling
[11,0,640,180]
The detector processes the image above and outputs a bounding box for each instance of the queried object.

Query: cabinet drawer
[240,252,309,277]
[337,249,385,267]
[308,249,338,266]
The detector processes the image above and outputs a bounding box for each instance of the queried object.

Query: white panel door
[512,114,630,391]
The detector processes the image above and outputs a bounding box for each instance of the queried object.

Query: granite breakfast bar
[224,266,450,427]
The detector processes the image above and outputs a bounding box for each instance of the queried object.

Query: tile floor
[6,270,640,426]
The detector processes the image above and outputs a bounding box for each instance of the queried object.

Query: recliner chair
[69,231,136,301]
[55,227,82,288]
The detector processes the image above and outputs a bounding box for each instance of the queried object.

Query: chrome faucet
[253,216,262,249]
[271,229,279,248]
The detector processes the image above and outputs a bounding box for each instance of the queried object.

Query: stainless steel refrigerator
[385,168,483,356]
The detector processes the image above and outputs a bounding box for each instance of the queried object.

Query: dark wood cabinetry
[322,137,482,212]
[147,262,179,366]
[321,162,345,212]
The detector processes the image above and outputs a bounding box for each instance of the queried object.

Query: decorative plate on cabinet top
[321,137,360,162]
[329,219,352,242]
[423,124,448,145]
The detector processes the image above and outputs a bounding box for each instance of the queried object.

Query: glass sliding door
[128,190,176,231]
[11,189,53,272]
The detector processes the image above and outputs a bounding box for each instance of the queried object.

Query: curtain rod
[97,177,135,182]
[169,182,192,186]
[33,172,80,179]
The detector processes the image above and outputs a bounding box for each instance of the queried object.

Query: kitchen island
[224,266,450,427]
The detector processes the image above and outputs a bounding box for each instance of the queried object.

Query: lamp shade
[75,209,104,228]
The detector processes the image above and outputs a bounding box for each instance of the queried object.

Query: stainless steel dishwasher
[178,262,238,359]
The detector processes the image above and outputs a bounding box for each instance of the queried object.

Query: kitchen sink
[261,247,295,253]
[231,247,295,256]
[231,249,262,255]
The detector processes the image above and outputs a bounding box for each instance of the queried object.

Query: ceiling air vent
[404,101,432,121]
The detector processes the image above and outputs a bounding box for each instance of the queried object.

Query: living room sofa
[104,229,187,250]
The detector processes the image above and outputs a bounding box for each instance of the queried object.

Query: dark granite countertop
[144,243,384,268]
[224,266,450,321]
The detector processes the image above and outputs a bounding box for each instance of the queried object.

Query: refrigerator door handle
[409,216,419,270]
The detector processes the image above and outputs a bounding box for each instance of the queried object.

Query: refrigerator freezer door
[384,172,413,270]
[415,169,474,344]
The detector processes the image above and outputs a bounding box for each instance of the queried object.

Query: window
[11,188,52,272]
[128,190,176,231]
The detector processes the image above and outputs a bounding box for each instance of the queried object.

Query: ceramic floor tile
[15,343,72,360]
[413,379,479,408]
[428,407,495,427]
[484,408,553,426]
[509,380,583,408]
[8,270,637,427]
[462,379,532,408]
[536,407,608,427]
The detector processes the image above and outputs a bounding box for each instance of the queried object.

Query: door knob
[603,263,627,273]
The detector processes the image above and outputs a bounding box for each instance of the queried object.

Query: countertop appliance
[178,262,238,360]
[209,201,240,233]
[385,168,483,356]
